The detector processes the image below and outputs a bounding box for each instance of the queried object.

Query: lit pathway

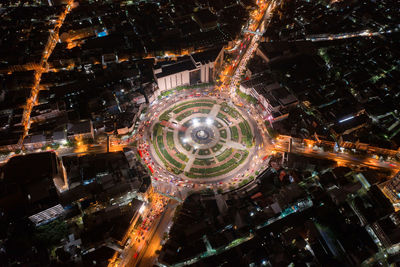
[19,0,75,146]
[209,104,221,118]
[224,140,247,150]
[184,149,198,172]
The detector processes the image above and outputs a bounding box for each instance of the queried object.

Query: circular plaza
[148,97,259,182]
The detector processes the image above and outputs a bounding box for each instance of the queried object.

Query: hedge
[173,102,213,114]
[166,131,174,149]
[216,148,233,162]
[211,143,223,152]
[219,129,227,139]
[230,126,239,141]
[176,110,194,121]
[157,136,183,169]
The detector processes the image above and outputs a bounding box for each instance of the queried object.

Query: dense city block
[0,0,399,266]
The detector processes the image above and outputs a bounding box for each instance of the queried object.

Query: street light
[206,117,213,125]
[139,203,146,214]
[192,118,200,126]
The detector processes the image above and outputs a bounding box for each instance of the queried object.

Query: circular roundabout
[147,96,261,183]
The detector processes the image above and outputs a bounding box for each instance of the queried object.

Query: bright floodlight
[206,117,213,125]
[182,138,188,143]
[192,118,200,126]
[139,204,146,214]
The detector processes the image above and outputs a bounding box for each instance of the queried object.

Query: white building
[153,47,224,92]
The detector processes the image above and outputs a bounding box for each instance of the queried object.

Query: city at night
[0,0,399,266]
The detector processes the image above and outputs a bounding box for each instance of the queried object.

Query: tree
[239,179,249,187]
[52,143,60,150]
[33,219,68,247]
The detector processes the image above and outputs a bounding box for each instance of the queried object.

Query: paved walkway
[209,104,221,118]
[146,96,263,183]
[225,140,247,150]
[184,148,198,172]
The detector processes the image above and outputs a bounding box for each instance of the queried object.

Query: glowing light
[339,116,354,123]
[139,204,146,214]
[192,119,200,126]
[96,30,108,37]
[206,117,213,125]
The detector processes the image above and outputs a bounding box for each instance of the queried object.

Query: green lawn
[239,121,253,147]
[220,103,239,119]
[153,123,163,139]
[217,112,227,120]
[211,143,223,152]
[159,110,172,121]
[166,131,174,149]
[219,129,227,139]
[193,158,216,166]
[183,143,192,151]
[152,137,182,175]
[186,150,249,178]
[198,149,211,155]
[176,152,189,162]
[170,99,216,111]
[176,110,194,121]
[230,126,239,142]
[173,102,213,114]
[190,158,237,174]
[235,89,258,104]
[216,112,230,125]
[157,136,183,169]
[216,148,233,162]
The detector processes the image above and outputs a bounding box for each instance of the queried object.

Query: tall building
[153,47,224,91]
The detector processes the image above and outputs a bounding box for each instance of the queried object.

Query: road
[19,0,75,147]
[3,0,398,265]
[136,200,178,267]
[108,192,169,267]
[303,28,399,42]
[115,200,177,267]
[273,136,400,173]
[111,3,278,265]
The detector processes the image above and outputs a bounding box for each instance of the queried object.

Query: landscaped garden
[149,97,256,180]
